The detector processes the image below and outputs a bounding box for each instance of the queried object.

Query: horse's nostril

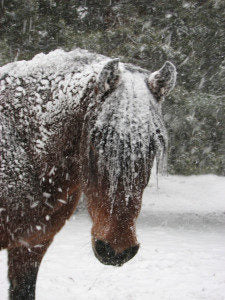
[94,239,139,266]
[124,244,139,259]
[94,239,114,260]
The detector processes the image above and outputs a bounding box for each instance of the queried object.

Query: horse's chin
[92,239,139,267]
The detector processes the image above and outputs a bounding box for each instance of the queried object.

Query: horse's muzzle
[93,239,139,266]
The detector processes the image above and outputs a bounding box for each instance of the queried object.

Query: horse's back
[0,48,105,81]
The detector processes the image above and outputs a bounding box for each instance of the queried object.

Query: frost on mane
[85,64,169,208]
[0,48,175,203]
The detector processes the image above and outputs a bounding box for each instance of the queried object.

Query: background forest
[0,0,224,175]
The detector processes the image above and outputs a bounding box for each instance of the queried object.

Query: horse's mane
[85,65,168,205]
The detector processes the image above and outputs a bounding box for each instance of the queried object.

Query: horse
[0,48,176,299]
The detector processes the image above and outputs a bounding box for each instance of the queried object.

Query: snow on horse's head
[0,49,176,298]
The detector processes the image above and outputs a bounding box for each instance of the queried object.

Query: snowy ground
[1,174,225,299]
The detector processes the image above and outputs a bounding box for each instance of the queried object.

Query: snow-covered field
[1,174,225,299]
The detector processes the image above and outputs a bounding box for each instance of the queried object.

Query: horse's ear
[148,61,177,102]
[98,59,120,93]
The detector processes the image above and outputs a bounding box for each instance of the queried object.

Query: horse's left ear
[98,59,120,94]
[148,61,177,102]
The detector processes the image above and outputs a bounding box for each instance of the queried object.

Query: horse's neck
[32,67,98,168]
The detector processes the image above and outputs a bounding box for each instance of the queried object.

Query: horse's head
[81,58,176,266]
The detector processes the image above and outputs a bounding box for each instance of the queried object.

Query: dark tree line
[0,0,224,175]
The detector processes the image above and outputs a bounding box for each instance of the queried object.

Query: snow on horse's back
[0,49,176,299]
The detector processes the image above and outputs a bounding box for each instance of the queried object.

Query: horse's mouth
[92,239,139,266]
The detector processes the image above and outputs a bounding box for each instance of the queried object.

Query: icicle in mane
[84,60,175,212]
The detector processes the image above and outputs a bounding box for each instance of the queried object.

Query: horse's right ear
[98,59,120,94]
[148,61,177,102]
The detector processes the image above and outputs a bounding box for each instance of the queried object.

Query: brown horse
[0,49,176,299]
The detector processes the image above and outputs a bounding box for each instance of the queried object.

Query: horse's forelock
[85,67,168,201]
